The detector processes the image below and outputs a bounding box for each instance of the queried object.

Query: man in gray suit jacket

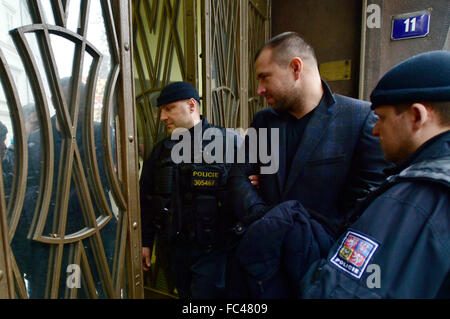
[228,32,389,235]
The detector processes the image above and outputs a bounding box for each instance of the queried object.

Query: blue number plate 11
[391,11,430,40]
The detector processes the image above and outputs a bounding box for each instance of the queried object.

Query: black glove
[242,203,273,226]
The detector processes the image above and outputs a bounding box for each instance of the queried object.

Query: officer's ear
[188,98,197,114]
[410,103,430,131]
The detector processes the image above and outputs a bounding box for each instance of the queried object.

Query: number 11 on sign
[404,17,416,32]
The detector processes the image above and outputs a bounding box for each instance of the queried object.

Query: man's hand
[249,175,260,188]
[142,246,152,271]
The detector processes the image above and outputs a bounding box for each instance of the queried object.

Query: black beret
[370,50,450,109]
[157,81,200,106]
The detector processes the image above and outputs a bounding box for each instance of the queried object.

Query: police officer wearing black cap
[140,81,241,298]
[298,50,450,298]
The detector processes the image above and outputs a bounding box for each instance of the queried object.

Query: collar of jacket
[384,130,450,176]
[188,115,210,135]
[343,130,450,230]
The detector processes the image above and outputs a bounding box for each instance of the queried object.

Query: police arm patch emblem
[330,230,379,279]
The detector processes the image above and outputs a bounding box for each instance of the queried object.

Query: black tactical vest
[149,126,235,249]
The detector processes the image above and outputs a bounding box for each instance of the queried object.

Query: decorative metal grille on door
[133,0,197,161]
[203,0,270,129]
[248,0,270,123]
[0,0,141,299]
[204,0,241,128]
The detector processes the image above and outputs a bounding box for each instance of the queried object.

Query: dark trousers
[170,238,227,299]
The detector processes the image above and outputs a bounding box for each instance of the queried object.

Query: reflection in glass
[0,1,34,218]
[66,0,82,34]
[86,1,120,275]
[87,0,113,121]
[49,34,75,82]
[39,0,56,25]
[2,0,128,299]
[24,33,56,116]
[0,80,14,212]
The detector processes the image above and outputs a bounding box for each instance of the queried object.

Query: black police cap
[370,50,450,109]
[157,81,200,107]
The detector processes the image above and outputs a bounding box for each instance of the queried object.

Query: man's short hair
[392,101,450,126]
[430,101,450,125]
[255,31,317,67]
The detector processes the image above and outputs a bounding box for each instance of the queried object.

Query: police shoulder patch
[330,230,379,279]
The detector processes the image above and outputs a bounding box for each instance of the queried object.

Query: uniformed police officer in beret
[140,81,241,298]
[299,50,450,298]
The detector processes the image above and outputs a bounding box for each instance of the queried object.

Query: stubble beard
[270,88,299,114]
[382,135,415,165]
